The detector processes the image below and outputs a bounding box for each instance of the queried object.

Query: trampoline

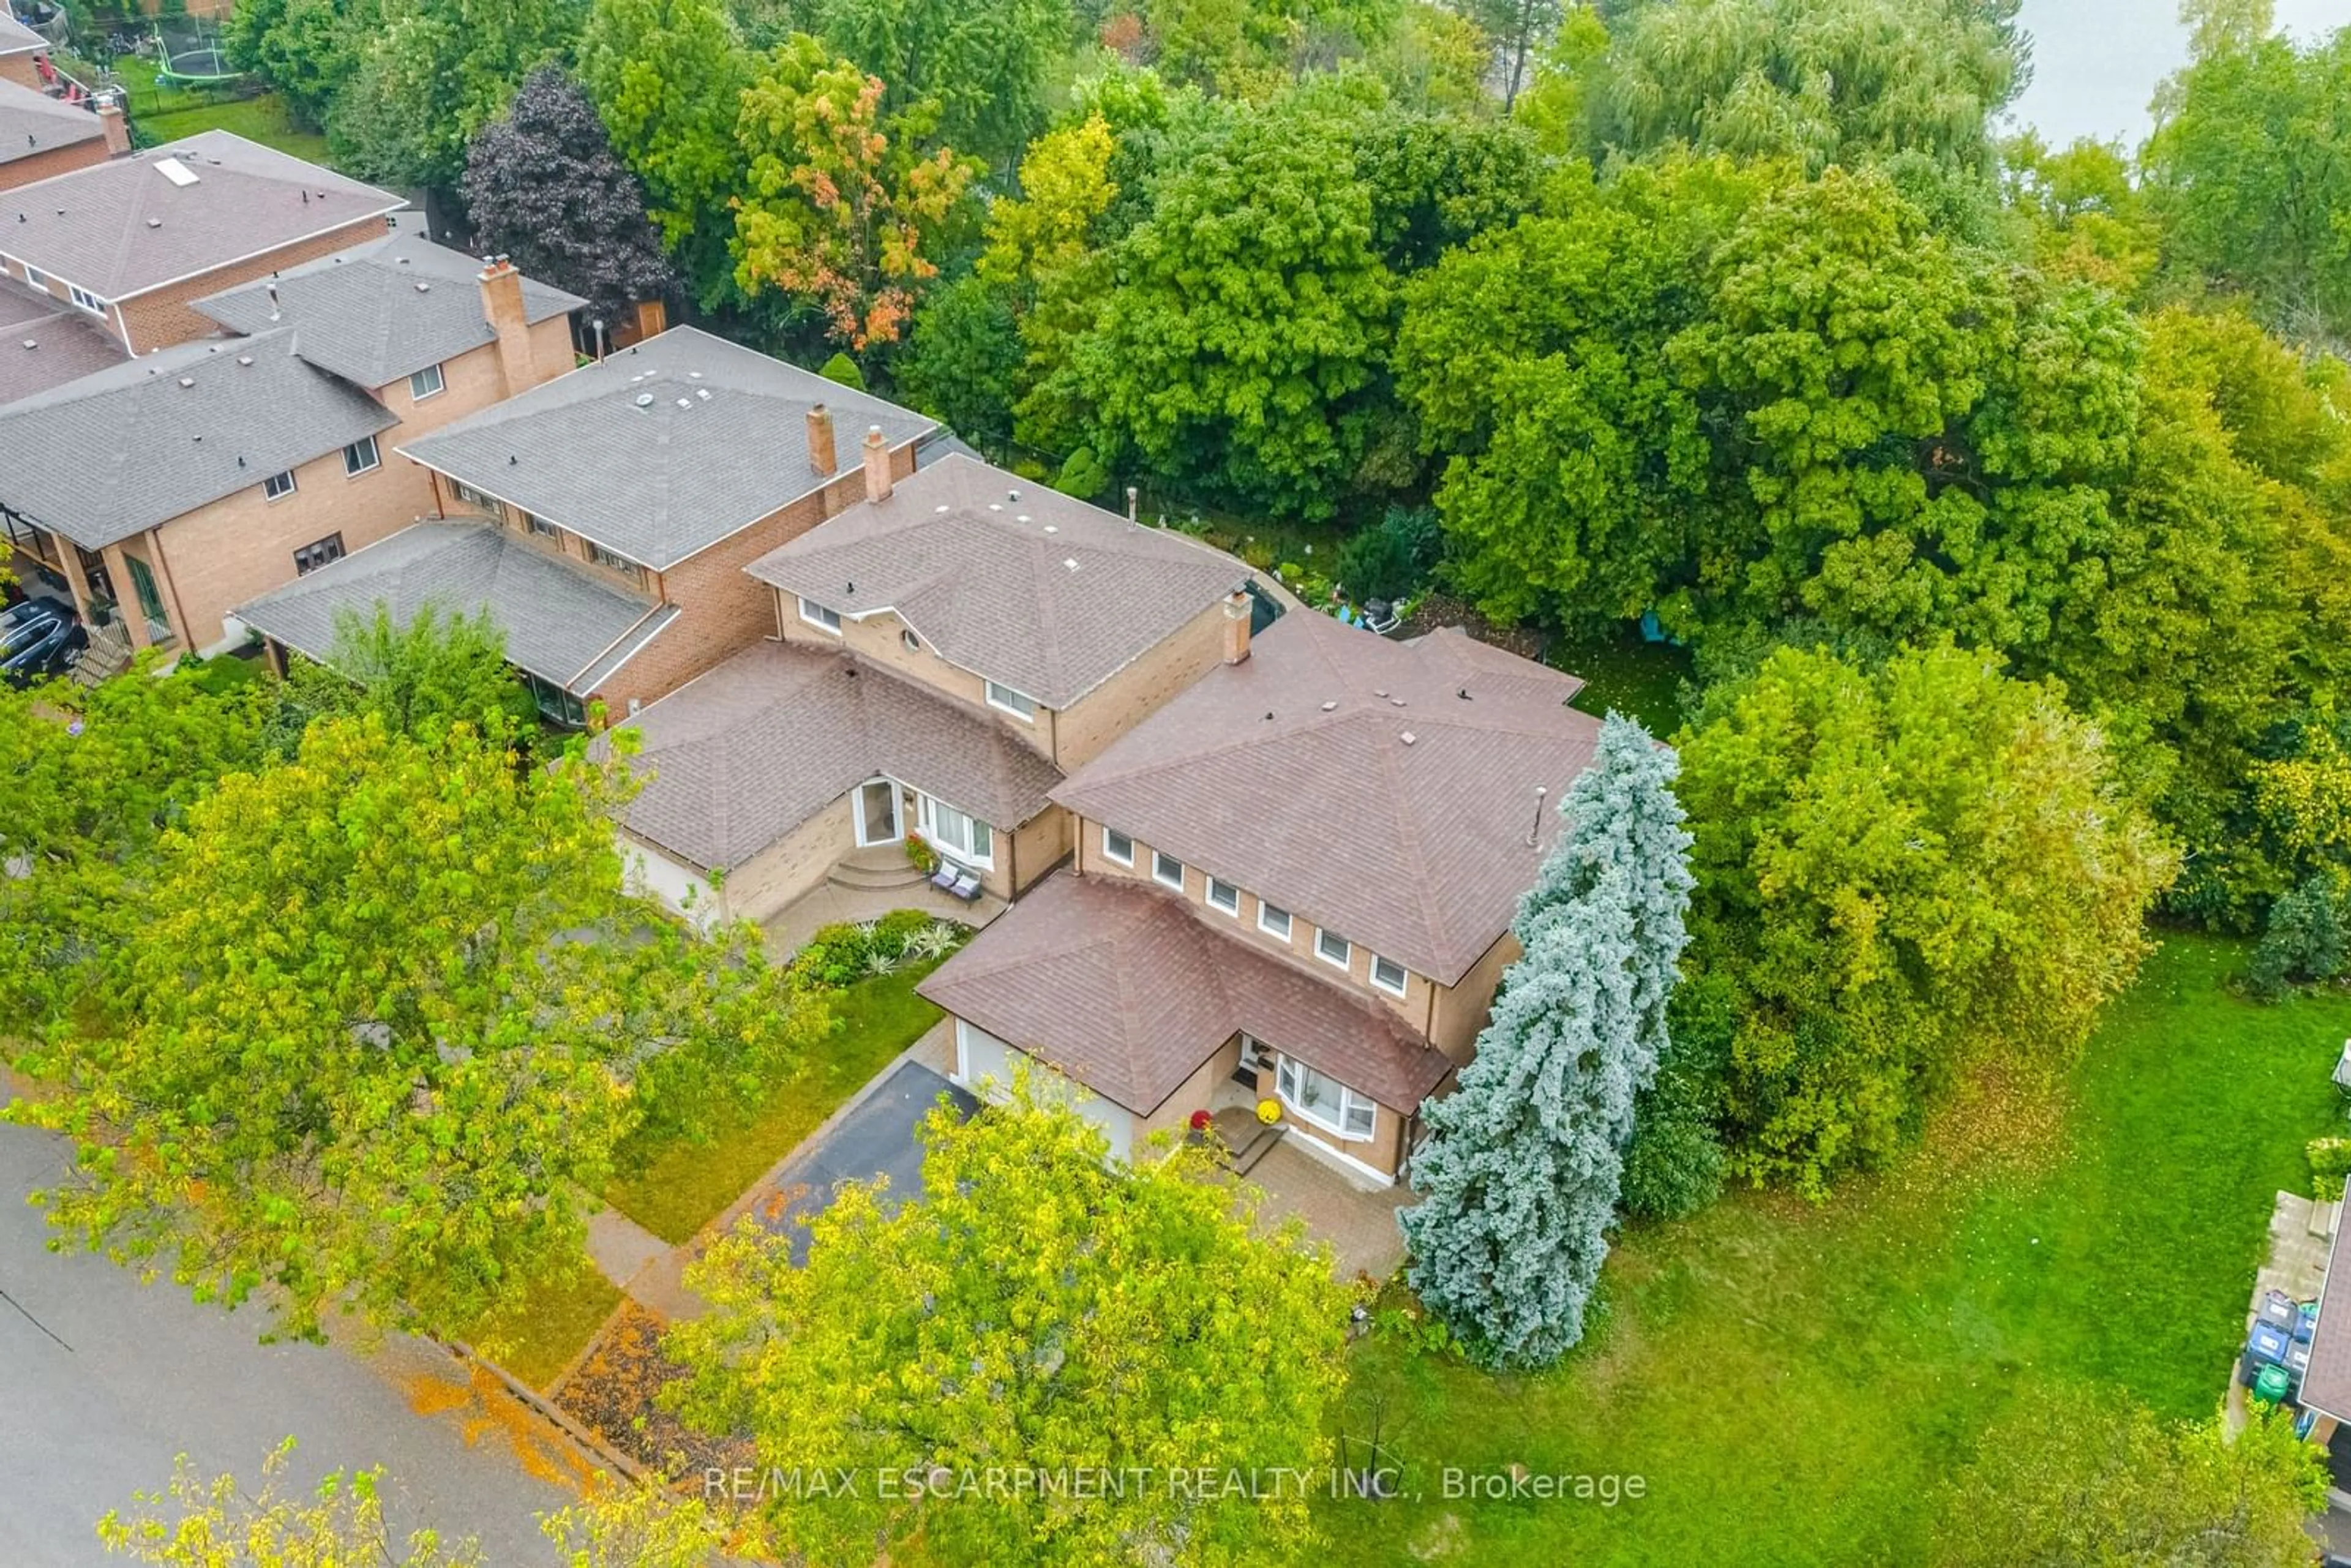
[154,23,242,86]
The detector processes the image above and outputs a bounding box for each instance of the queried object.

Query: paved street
[1,1114,582,1567]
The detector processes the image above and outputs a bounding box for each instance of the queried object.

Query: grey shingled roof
[1053,612,1601,987]
[195,236,584,389]
[397,326,936,571]
[746,454,1249,709]
[0,75,102,167]
[0,13,44,53]
[0,326,397,548]
[0,271,124,405]
[918,871,1453,1116]
[2,130,400,299]
[234,521,677,695]
[617,640,1063,872]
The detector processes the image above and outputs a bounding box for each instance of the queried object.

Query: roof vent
[1015,514,1031,523]
[688,370,703,380]
[988,503,1003,511]
[934,504,950,513]
[696,388,710,400]
[236,354,252,366]
[1321,700,1338,712]
[1390,697,1406,708]
[176,375,193,388]
[676,397,691,408]
[1043,524,1058,534]
[1008,489,1020,501]
[1401,731,1417,745]
[414,281,430,293]
[18,339,32,350]
[1063,558,1079,571]
[145,217,161,228]
[636,393,653,407]
[1373,689,1387,698]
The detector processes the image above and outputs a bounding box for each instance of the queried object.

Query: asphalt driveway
[0,1111,580,1566]
[755,1059,977,1264]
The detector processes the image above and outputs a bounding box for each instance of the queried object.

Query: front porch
[762,842,1009,958]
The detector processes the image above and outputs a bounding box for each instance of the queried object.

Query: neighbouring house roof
[746,454,1251,710]
[233,521,678,697]
[0,76,102,168]
[0,326,397,549]
[918,871,1454,1117]
[0,271,123,405]
[0,13,45,54]
[1,130,400,301]
[396,326,936,571]
[615,640,1065,874]
[1053,611,1600,988]
[2298,1212,2351,1424]
[195,235,585,389]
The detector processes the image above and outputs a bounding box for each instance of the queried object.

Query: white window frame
[292,531,345,576]
[1207,877,1240,916]
[585,540,644,586]
[23,265,50,293]
[1316,927,1352,970]
[918,794,994,869]
[1371,953,1409,997]
[342,435,380,476]
[1152,850,1185,890]
[1275,1054,1378,1142]
[799,597,842,634]
[1258,902,1292,940]
[67,284,103,316]
[986,680,1037,722]
[1101,827,1134,866]
[523,512,560,539]
[852,776,901,846]
[261,469,297,502]
[408,362,446,401]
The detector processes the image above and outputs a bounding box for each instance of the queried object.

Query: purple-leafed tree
[462,66,678,334]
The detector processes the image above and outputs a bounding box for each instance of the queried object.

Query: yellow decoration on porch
[1256,1097,1281,1126]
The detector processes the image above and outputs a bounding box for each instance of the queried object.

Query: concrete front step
[827,846,927,891]
[71,625,135,686]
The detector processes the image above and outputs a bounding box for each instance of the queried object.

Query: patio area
[1234,1134,1412,1283]
[761,853,1008,958]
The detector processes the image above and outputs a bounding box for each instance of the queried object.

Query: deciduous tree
[1676,644,2175,1192]
[463,67,679,330]
[7,716,827,1340]
[731,36,981,350]
[669,1083,1352,1565]
[1399,714,1693,1365]
[806,0,1074,171]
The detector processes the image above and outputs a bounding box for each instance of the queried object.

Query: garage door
[953,1018,1133,1161]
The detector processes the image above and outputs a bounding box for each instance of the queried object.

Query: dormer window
[800,597,842,633]
[986,681,1037,721]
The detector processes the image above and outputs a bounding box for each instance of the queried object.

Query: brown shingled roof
[2299,1215,2351,1422]
[745,454,1249,709]
[1052,612,1600,986]
[917,871,1453,1117]
[617,641,1063,873]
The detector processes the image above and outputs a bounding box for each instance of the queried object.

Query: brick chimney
[1221,589,1252,664]
[807,403,836,476]
[862,424,893,505]
[97,102,129,158]
[477,257,534,396]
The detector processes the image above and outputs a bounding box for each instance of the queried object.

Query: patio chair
[949,870,982,901]
[929,863,961,893]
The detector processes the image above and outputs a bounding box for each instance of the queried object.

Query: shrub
[874,908,933,950]
[904,833,939,874]
[819,351,866,389]
[2250,878,2347,1001]
[2311,1136,2351,1201]
[1058,446,1111,500]
[1336,505,1444,604]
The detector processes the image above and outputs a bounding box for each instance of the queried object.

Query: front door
[854,777,901,846]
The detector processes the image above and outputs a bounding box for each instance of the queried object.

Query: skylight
[155,158,200,187]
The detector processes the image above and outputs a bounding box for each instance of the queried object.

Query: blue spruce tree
[1397,712,1694,1365]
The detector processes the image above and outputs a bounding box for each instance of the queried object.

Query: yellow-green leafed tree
[668,1082,1355,1566]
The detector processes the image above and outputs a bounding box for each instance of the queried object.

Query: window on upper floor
[409,362,445,401]
[1102,827,1134,866]
[585,539,644,585]
[800,596,842,634]
[1258,902,1292,940]
[23,266,50,294]
[293,532,345,575]
[1315,928,1351,970]
[342,435,380,476]
[448,479,495,511]
[1207,877,1240,916]
[523,512,558,539]
[261,469,297,501]
[986,680,1037,722]
[1153,850,1185,890]
[1371,954,1408,997]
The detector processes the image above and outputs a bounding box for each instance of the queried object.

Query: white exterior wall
[618,831,721,932]
[952,1018,1134,1161]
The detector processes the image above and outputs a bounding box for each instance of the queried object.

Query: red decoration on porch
[1189,1108,1213,1132]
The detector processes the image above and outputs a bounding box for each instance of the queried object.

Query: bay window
[1275,1055,1377,1142]
[920,795,994,867]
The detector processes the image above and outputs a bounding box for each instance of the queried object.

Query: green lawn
[463,1252,622,1394]
[54,50,333,164]
[1318,936,2351,1564]
[601,959,950,1245]
[1550,626,1696,737]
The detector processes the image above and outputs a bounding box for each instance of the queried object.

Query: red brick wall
[111,214,394,354]
[0,136,107,193]
[0,53,40,91]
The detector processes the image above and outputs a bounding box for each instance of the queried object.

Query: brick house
[607,451,1261,926]
[0,240,579,656]
[918,610,1606,1188]
[0,130,402,361]
[331,325,940,721]
[0,13,49,91]
[0,79,121,192]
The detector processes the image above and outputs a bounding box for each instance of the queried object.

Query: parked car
[0,596,86,686]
